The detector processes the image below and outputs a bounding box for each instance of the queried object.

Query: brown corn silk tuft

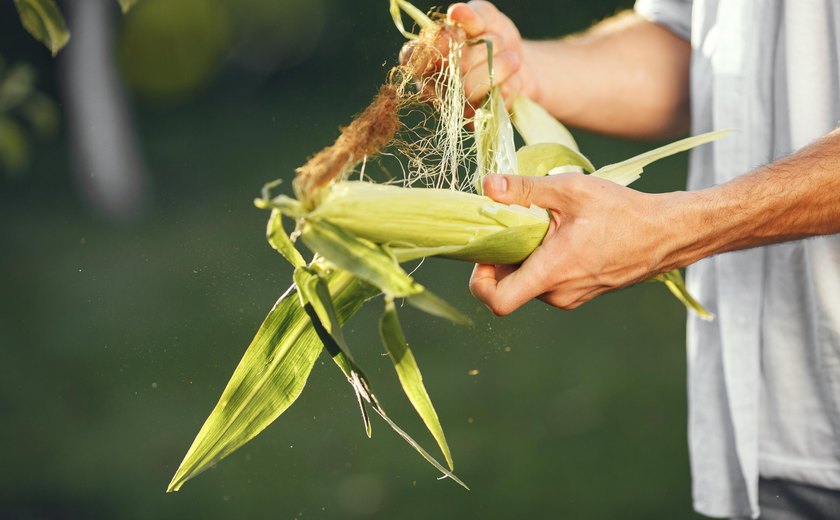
[293,22,467,205]
[293,84,401,206]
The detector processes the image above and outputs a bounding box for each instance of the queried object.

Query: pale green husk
[169,0,723,493]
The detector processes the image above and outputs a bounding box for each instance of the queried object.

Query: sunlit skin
[443,1,840,316]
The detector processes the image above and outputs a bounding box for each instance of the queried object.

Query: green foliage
[12,0,140,56]
[0,117,27,173]
[116,0,331,101]
[0,56,58,176]
[13,0,70,56]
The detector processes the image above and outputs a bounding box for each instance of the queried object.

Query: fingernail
[487,175,507,194]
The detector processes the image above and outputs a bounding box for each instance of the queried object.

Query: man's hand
[469,128,840,316]
[447,1,539,105]
[469,173,677,316]
[398,2,537,106]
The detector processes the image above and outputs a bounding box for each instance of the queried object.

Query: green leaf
[266,209,306,269]
[293,268,353,362]
[167,269,377,492]
[407,290,472,326]
[511,96,580,151]
[516,142,595,177]
[0,63,36,113]
[20,92,59,139]
[653,269,714,321]
[380,298,453,469]
[0,116,29,175]
[116,0,140,14]
[13,0,70,56]
[294,266,373,436]
[368,398,469,489]
[592,130,730,187]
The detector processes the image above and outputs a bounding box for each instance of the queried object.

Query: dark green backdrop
[0,1,706,518]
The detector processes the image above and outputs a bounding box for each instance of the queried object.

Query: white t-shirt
[635,1,840,518]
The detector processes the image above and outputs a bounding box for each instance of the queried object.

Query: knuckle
[468,278,482,298]
[518,178,535,205]
[569,172,594,193]
[488,300,512,317]
[499,50,520,72]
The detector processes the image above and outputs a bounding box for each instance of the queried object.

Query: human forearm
[658,128,840,271]
[522,12,691,140]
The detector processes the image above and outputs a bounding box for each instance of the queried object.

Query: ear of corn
[169,0,724,492]
[308,181,549,265]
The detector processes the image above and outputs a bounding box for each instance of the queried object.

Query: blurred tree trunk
[59,0,149,219]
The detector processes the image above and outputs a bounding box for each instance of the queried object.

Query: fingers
[469,248,553,316]
[462,50,521,104]
[539,285,604,310]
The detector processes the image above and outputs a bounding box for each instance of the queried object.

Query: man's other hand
[469,173,676,315]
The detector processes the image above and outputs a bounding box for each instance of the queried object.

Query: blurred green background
[0,0,705,518]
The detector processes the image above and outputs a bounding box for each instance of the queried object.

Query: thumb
[483,174,539,207]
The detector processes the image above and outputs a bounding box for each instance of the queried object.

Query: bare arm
[663,128,840,268]
[470,129,840,315]
[450,2,691,139]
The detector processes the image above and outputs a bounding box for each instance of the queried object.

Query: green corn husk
[169,0,724,493]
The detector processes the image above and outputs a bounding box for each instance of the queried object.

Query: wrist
[649,190,717,272]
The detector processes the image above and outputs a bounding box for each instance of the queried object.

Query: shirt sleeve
[634,0,693,41]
